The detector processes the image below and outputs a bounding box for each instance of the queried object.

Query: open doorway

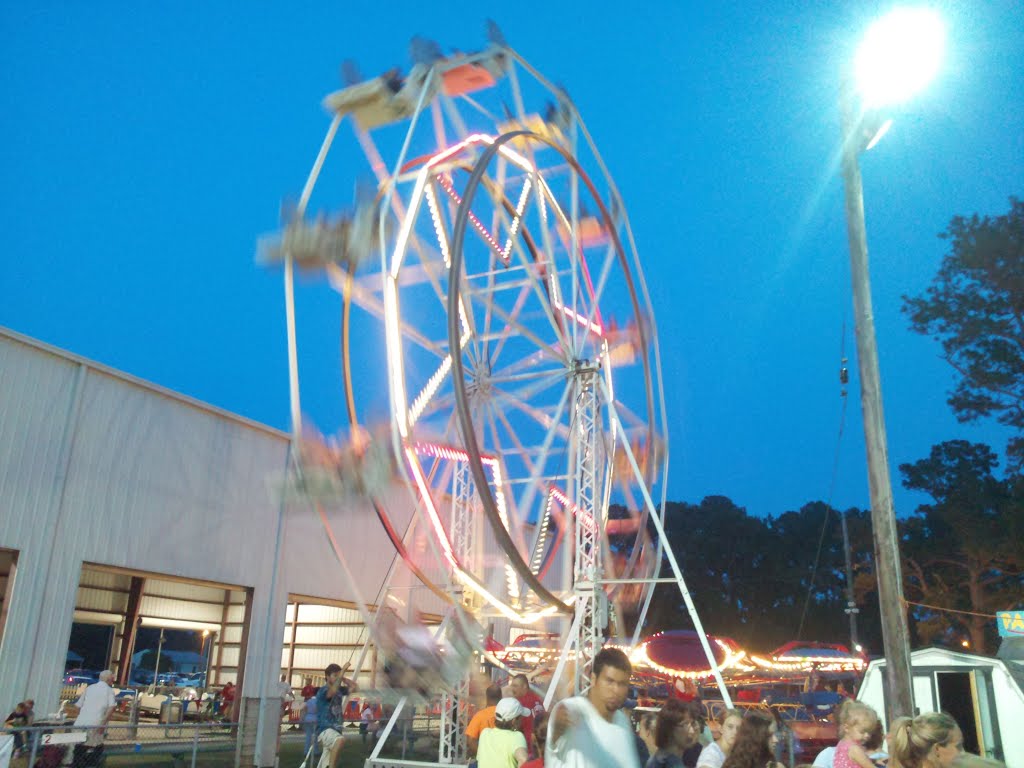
[66,563,251,695]
[282,595,378,693]
[936,671,980,754]
[0,548,16,647]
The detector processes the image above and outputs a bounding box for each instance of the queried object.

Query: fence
[362,708,459,767]
[2,707,467,768]
[2,721,239,768]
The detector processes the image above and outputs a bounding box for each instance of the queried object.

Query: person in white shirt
[71,670,116,746]
[277,675,295,720]
[545,648,642,768]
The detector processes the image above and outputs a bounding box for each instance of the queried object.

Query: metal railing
[363,708,453,766]
[4,709,451,767]
[3,721,238,767]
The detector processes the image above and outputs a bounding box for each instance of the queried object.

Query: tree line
[620,197,1024,657]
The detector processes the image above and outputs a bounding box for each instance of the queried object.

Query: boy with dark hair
[309,663,358,768]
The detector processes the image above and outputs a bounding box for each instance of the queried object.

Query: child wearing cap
[477,697,530,768]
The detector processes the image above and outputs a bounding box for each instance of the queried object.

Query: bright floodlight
[855,7,945,107]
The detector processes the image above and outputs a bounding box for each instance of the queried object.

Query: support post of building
[118,577,145,686]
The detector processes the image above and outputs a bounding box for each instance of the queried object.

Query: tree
[902,197,1024,470]
[635,497,779,644]
[629,497,882,652]
[768,503,882,652]
[898,440,1024,653]
[137,648,174,673]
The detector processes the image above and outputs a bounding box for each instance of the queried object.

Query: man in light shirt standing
[545,648,641,768]
[68,669,116,764]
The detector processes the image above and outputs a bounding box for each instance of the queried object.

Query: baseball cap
[495,697,531,723]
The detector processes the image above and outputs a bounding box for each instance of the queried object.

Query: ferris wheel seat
[496,113,568,148]
[323,66,436,130]
[323,77,394,114]
[556,215,609,248]
[441,62,497,96]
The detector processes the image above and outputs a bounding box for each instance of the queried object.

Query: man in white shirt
[545,648,641,768]
[72,670,116,747]
[277,675,295,719]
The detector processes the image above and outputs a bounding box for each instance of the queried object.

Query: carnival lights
[411,441,520,601]
[616,634,750,681]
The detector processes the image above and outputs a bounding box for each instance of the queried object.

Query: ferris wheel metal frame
[271,30,734,766]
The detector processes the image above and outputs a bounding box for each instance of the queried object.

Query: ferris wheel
[265,26,731,762]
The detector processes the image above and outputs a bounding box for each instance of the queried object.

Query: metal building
[0,326,433,766]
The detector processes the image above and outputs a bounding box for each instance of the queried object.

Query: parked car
[176,673,206,687]
[63,668,98,685]
[129,669,155,685]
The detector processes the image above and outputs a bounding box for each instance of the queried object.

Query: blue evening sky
[2,2,1021,519]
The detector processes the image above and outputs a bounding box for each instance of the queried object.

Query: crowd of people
[2,650,1007,768]
[804,697,996,768]
[454,647,1003,768]
[0,670,252,766]
[6,670,118,767]
[464,672,547,768]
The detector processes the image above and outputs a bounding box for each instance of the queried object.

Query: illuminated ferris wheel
[266,27,728,762]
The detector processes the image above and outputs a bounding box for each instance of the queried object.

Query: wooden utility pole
[839,82,914,720]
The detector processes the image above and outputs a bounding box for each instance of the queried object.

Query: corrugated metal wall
[0,330,290,716]
[0,328,464,764]
[0,333,85,707]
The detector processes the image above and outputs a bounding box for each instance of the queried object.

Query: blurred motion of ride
[499,633,561,671]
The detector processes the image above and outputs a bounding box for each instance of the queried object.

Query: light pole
[150,628,166,693]
[839,508,859,651]
[202,630,212,690]
[840,7,944,721]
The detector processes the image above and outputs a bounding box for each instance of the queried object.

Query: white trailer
[857,646,1024,767]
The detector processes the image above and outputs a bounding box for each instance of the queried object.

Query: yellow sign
[997,610,1024,637]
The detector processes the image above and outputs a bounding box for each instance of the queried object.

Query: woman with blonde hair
[888,712,963,768]
[697,710,744,768]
